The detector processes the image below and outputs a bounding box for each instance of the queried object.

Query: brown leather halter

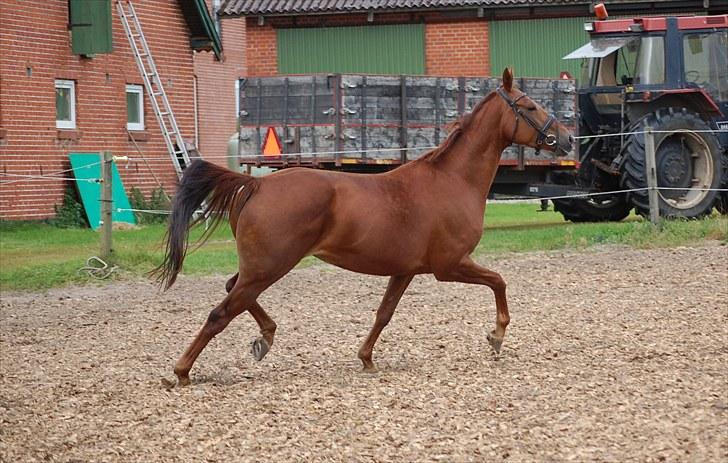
[497,87,558,155]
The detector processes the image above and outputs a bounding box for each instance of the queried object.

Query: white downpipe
[193,75,199,149]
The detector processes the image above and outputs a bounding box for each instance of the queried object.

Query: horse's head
[497,68,574,156]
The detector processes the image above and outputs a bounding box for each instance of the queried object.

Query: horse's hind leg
[173,284,258,386]
[225,273,238,293]
[248,301,276,361]
[358,274,414,371]
[224,273,275,360]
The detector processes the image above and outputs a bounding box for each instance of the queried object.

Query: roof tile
[220,0,590,16]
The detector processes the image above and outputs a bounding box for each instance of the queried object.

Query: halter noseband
[496,87,558,155]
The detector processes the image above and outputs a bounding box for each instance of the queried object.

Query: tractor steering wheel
[685,70,701,82]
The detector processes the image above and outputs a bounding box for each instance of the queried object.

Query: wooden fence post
[644,127,660,225]
[100,151,113,259]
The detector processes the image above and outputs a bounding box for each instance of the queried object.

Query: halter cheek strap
[497,87,558,155]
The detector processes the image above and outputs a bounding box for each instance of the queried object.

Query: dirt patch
[1,243,727,462]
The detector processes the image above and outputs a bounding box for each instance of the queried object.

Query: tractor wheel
[553,136,632,223]
[622,108,722,219]
[553,195,632,222]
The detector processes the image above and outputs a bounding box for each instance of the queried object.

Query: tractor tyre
[621,108,722,219]
[553,195,632,222]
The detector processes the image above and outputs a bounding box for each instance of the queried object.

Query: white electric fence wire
[0,160,105,185]
[119,207,172,215]
[2,128,727,209]
[117,186,728,216]
[574,128,728,141]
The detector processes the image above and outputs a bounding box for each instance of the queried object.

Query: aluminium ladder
[116,0,193,179]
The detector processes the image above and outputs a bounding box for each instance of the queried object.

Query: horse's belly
[313,246,428,276]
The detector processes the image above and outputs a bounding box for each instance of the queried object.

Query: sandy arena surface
[1,243,727,462]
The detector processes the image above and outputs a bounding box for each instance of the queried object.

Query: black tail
[152,160,258,290]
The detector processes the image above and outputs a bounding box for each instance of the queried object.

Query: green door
[278,24,425,74]
[489,17,590,80]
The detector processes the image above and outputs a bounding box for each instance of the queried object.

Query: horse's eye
[526,106,537,112]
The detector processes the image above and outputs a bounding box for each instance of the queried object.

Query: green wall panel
[490,17,590,80]
[278,24,425,75]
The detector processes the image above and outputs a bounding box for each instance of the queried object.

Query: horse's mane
[418,91,498,163]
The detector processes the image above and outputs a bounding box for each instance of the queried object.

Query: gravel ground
[1,243,727,462]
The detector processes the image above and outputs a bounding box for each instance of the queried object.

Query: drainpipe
[193,74,199,149]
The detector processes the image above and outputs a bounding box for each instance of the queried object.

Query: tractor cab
[565,15,728,136]
[552,10,727,222]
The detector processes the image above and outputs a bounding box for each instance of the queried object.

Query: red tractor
[554,11,727,220]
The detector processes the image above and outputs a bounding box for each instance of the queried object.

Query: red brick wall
[245,22,277,76]
[193,11,246,168]
[425,21,489,76]
[0,0,198,221]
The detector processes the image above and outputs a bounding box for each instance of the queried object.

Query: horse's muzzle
[554,133,574,157]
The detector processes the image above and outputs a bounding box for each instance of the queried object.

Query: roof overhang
[563,36,637,60]
[178,0,223,60]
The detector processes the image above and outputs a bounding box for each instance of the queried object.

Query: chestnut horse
[155,69,573,386]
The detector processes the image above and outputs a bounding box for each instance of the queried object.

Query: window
[126,84,144,131]
[683,31,728,101]
[633,36,664,85]
[55,80,76,129]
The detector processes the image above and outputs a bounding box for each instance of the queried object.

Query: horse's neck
[437,108,510,197]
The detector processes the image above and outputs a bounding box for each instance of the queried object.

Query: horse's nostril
[568,134,574,144]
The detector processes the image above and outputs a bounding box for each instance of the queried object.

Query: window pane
[683,31,728,101]
[635,36,664,85]
[127,91,140,124]
[56,86,71,121]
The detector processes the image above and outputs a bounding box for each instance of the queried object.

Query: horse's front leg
[435,256,509,354]
[358,274,414,371]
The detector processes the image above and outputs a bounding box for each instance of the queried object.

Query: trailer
[235,74,580,197]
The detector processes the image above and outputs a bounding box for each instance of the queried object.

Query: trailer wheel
[622,108,722,219]
[553,195,632,222]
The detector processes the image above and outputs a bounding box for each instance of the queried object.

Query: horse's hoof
[173,367,191,387]
[487,331,503,355]
[362,365,378,373]
[161,377,177,389]
[251,338,270,362]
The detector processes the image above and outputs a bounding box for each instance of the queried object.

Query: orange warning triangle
[262,127,283,156]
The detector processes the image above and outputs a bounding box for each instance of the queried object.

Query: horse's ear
[502,67,514,91]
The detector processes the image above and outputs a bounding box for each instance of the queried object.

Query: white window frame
[55,79,76,129]
[126,84,145,131]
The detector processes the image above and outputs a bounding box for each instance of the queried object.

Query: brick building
[219,0,723,79]
[0,0,243,221]
[2,0,723,221]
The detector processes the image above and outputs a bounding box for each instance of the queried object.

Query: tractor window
[683,31,728,102]
[592,36,664,88]
[615,39,639,85]
[633,36,664,85]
